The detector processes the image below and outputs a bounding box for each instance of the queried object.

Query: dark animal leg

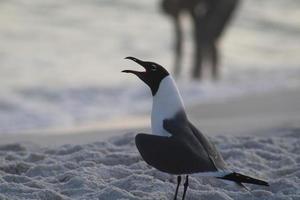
[205,0,239,81]
[191,13,203,80]
[192,43,203,80]
[173,16,183,78]
[182,175,189,200]
[209,42,219,81]
[174,176,181,200]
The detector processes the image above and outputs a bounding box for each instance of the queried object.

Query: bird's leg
[173,176,181,200]
[182,175,189,200]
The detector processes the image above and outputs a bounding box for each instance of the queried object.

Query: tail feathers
[218,172,269,186]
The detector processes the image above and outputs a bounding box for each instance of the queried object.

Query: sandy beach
[0,87,299,199]
[0,0,299,199]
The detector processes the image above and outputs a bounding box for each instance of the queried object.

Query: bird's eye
[151,64,157,71]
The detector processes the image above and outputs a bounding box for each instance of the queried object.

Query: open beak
[122,56,147,75]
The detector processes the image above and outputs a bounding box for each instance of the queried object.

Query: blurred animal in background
[161,0,239,80]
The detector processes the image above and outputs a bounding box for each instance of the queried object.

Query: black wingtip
[219,172,269,186]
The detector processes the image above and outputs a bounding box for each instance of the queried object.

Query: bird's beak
[122,56,148,76]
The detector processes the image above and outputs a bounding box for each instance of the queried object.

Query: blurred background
[0,0,299,135]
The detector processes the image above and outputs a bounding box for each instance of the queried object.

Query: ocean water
[0,0,299,133]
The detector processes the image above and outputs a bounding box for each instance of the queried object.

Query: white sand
[0,131,299,200]
[0,88,299,199]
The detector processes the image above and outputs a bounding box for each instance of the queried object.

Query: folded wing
[135,133,217,174]
[188,122,227,170]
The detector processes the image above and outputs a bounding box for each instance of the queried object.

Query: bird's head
[122,56,169,96]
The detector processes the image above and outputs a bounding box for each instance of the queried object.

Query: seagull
[122,56,269,200]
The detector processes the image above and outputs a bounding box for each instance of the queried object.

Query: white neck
[151,76,185,136]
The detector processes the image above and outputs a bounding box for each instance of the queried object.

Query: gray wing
[188,122,227,170]
[163,111,227,171]
[135,133,216,174]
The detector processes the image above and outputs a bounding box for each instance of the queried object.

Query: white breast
[151,76,185,137]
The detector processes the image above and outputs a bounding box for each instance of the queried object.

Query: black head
[122,56,169,96]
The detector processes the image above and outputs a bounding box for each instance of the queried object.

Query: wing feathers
[218,172,269,186]
[135,133,217,174]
